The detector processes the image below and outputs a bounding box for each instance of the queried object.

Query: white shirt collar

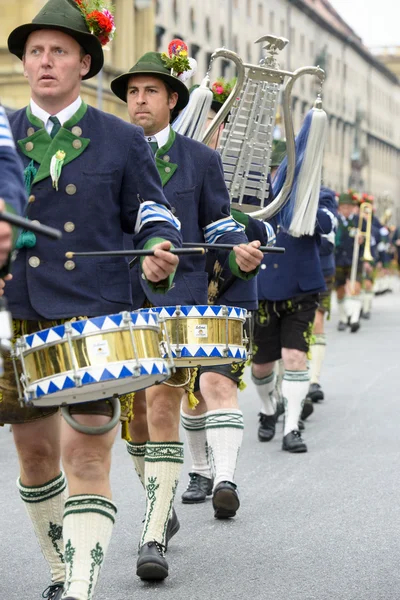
[30,96,82,134]
[145,124,170,150]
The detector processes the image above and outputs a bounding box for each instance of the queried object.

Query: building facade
[0,0,155,119]
[155,0,400,216]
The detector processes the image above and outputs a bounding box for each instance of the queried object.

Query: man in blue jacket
[2,2,183,599]
[251,141,334,453]
[302,187,337,416]
[110,53,263,579]
[0,103,26,277]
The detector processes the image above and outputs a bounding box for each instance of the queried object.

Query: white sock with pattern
[62,495,116,600]
[251,371,276,415]
[18,472,67,584]
[282,370,309,435]
[363,291,373,314]
[349,296,362,324]
[180,411,212,478]
[141,442,184,547]
[126,441,146,488]
[205,409,244,488]
[309,334,326,385]
[338,298,347,323]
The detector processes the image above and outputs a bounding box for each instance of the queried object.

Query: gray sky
[329,0,400,48]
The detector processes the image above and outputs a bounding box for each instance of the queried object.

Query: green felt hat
[271,139,287,167]
[8,0,104,80]
[338,191,359,206]
[111,52,190,110]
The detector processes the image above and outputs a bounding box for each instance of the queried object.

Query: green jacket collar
[19,102,89,185]
[155,127,177,187]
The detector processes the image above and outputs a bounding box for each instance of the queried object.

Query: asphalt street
[1,291,400,600]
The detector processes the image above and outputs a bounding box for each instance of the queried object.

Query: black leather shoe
[42,584,64,600]
[307,383,324,403]
[362,311,370,320]
[181,472,213,504]
[165,507,180,550]
[136,541,168,581]
[258,412,276,441]
[275,398,285,420]
[350,322,360,333]
[337,321,347,331]
[301,398,314,420]
[212,481,240,519]
[298,419,305,431]
[282,430,307,453]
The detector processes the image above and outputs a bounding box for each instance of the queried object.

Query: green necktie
[49,116,61,138]
[149,141,158,155]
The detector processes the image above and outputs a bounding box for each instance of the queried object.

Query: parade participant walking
[335,191,364,333]
[3,2,182,599]
[0,102,26,275]
[251,140,335,453]
[179,81,276,512]
[304,186,337,409]
[110,56,263,580]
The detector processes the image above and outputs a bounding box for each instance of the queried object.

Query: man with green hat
[111,43,264,580]
[335,190,364,332]
[4,2,184,599]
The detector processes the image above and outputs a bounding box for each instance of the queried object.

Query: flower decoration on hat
[362,193,374,204]
[161,39,197,82]
[211,77,237,104]
[75,0,116,46]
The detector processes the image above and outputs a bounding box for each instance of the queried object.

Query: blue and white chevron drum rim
[166,344,247,361]
[140,305,247,321]
[26,359,170,402]
[22,311,160,350]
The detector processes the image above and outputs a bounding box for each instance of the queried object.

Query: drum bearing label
[194,324,208,338]
[91,340,110,357]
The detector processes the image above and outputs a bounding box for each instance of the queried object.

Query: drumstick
[0,211,62,240]
[182,242,285,253]
[65,248,206,259]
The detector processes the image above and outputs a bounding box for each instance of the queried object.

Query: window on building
[258,3,263,25]
[290,27,295,47]
[205,16,211,41]
[246,41,252,62]
[221,59,230,77]
[155,0,160,15]
[173,0,178,21]
[190,43,201,62]
[300,34,305,54]
[190,7,196,32]
[310,40,314,59]
[280,19,285,36]
[220,25,225,46]
[269,11,274,31]
[233,34,238,53]
[206,52,213,70]
[247,0,252,18]
[155,25,166,51]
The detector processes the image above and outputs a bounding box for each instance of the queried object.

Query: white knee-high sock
[251,371,276,415]
[180,410,212,478]
[141,442,184,547]
[205,409,244,488]
[309,334,326,385]
[338,298,347,322]
[349,296,362,324]
[18,472,67,584]
[62,495,116,600]
[126,441,146,488]
[282,370,309,435]
[363,291,374,314]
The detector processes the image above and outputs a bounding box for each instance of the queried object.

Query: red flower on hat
[75,1,115,46]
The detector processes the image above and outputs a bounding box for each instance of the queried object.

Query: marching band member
[179,81,276,515]
[110,53,263,580]
[251,140,334,453]
[2,2,183,599]
[0,102,26,279]
[304,187,337,408]
[335,191,364,333]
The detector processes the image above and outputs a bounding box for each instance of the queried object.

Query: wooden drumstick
[65,248,206,259]
[182,242,285,253]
